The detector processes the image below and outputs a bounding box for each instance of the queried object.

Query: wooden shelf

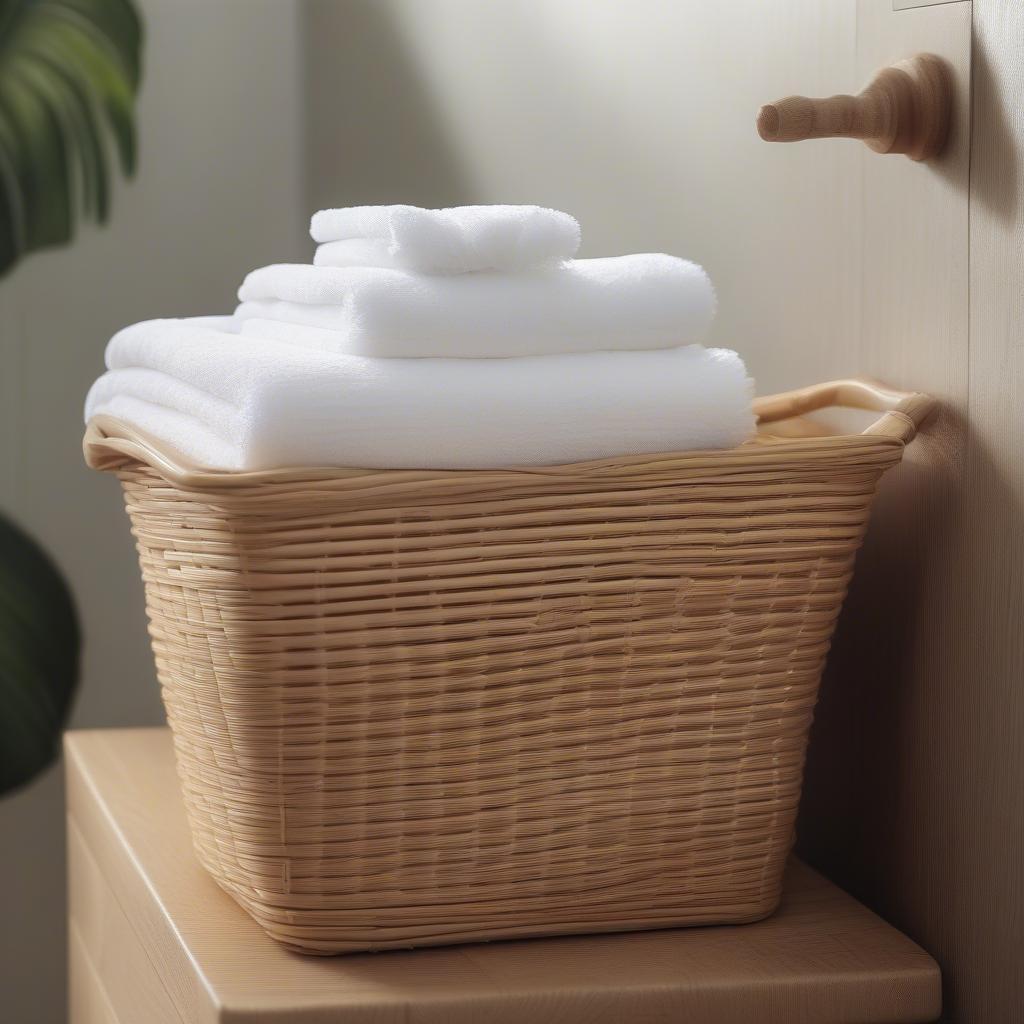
[65,728,941,1023]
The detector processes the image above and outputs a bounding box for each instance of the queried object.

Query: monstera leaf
[0,0,142,277]
[0,512,80,794]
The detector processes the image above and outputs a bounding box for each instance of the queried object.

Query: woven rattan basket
[84,378,932,954]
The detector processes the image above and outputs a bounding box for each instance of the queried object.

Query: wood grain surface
[66,728,940,1024]
[800,3,1024,1022]
[959,1,1024,1019]
[69,927,121,1024]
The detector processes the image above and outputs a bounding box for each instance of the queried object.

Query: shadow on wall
[798,402,1024,1024]
[302,0,476,211]
[800,21,1024,1023]
[971,33,1018,228]
[797,403,965,1014]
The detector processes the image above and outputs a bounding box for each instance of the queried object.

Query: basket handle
[753,378,935,444]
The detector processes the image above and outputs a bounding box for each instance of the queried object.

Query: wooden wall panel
[959,0,1024,1018]
[801,2,1024,1020]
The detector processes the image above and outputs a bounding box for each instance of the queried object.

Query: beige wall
[305,0,861,395]
[0,2,306,1020]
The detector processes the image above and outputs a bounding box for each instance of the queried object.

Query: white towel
[312,238,406,270]
[234,255,716,358]
[85,317,754,471]
[310,204,580,273]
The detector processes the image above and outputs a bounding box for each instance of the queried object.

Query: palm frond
[0,0,142,277]
[0,512,80,795]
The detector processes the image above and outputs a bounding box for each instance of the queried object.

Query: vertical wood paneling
[802,2,1024,1020]
[959,1,1024,1019]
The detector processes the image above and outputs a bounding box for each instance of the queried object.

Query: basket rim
[83,377,933,491]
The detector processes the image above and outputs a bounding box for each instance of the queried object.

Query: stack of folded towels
[85,205,755,470]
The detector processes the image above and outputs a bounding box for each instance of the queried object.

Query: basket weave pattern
[87,382,924,954]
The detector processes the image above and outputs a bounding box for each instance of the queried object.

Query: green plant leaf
[0,512,80,795]
[0,0,142,277]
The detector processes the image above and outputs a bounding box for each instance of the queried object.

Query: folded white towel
[310,204,580,273]
[235,255,715,358]
[85,317,754,471]
[312,238,406,270]
[235,317,378,353]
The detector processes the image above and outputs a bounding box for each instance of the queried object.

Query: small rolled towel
[234,255,716,358]
[85,317,754,471]
[310,204,580,273]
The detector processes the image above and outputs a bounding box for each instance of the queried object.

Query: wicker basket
[84,378,932,954]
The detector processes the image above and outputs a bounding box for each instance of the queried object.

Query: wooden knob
[756,53,952,161]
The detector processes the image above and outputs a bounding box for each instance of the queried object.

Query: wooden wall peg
[756,54,952,161]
